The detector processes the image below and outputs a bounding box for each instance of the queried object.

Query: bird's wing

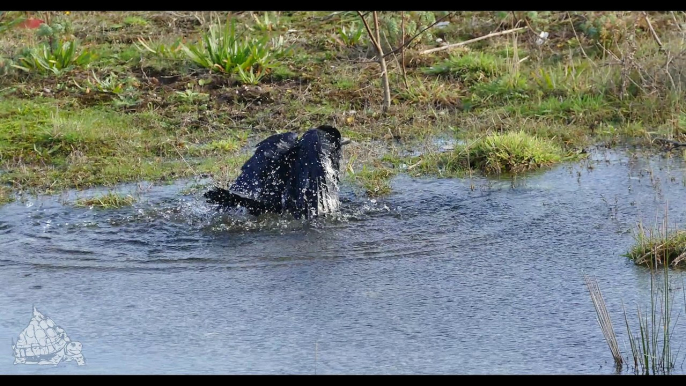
[228,132,299,211]
[286,127,342,219]
[205,132,298,214]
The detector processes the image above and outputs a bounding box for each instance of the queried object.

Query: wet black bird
[204,125,343,219]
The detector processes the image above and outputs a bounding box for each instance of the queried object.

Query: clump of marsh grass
[625,218,686,268]
[348,166,396,197]
[585,268,681,375]
[467,130,563,175]
[403,131,564,178]
[422,51,503,86]
[622,267,679,375]
[73,192,136,209]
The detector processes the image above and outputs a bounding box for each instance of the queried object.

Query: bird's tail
[204,186,272,216]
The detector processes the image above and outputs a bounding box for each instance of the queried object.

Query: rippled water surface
[2,148,686,374]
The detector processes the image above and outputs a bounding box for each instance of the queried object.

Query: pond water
[1,147,686,374]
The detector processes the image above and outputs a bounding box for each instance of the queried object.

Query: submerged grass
[347,166,396,197]
[73,191,136,208]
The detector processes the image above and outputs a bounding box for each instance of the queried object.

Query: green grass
[73,191,136,208]
[407,131,565,177]
[467,131,564,174]
[422,51,504,86]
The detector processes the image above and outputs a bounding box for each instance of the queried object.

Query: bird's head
[316,125,350,146]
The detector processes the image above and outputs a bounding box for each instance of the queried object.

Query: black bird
[204,125,343,219]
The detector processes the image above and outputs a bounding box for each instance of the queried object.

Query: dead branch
[382,12,455,59]
[643,12,664,51]
[420,27,528,55]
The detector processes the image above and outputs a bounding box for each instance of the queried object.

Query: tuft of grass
[422,51,503,86]
[623,214,684,373]
[404,131,566,178]
[73,192,136,209]
[204,138,242,153]
[348,166,396,197]
[625,220,686,268]
[467,131,563,175]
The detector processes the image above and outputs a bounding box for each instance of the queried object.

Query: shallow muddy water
[2,147,686,374]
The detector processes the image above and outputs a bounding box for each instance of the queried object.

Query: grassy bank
[1,11,686,200]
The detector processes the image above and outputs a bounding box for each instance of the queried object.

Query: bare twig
[381,12,455,59]
[670,11,683,32]
[566,12,594,65]
[643,12,664,51]
[643,12,678,90]
[420,27,527,55]
[401,11,408,89]
[357,11,391,112]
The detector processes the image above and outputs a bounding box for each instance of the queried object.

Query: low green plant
[174,89,209,103]
[334,21,366,47]
[13,39,95,75]
[86,71,125,94]
[378,11,438,50]
[181,19,286,78]
[236,66,267,85]
[134,37,185,61]
[0,11,26,34]
[123,15,148,27]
